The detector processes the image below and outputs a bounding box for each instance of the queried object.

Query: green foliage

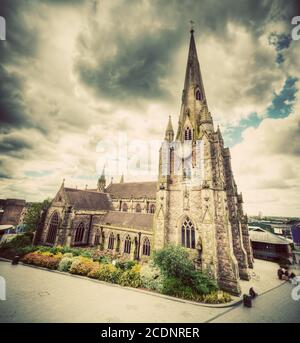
[115,259,137,271]
[140,263,164,292]
[190,270,218,295]
[153,245,218,297]
[161,277,195,298]
[58,256,74,272]
[153,245,194,281]
[69,256,99,276]
[23,199,51,232]
[0,232,34,258]
[96,264,123,283]
[201,291,232,304]
[119,265,141,288]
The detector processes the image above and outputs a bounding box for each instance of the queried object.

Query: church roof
[64,188,111,210]
[105,181,156,199]
[100,211,153,232]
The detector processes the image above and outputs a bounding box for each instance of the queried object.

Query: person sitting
[277,268,284,280]
[249,287,257,299]
[282,269,289,281]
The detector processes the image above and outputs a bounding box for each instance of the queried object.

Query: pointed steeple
[183,28,205,100]
[165,115,174,142]
[120,174,124,183]
[177,26,211,140]
[97,166,106,192]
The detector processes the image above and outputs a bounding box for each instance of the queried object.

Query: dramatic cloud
[0,0,299,216]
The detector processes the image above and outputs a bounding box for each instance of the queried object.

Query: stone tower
[154,28,253,295]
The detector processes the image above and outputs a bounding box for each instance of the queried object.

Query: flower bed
[21,251,62,270]
[19,245,233,305]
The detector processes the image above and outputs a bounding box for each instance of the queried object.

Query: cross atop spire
[190,20,194,33]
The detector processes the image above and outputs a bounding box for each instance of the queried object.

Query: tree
[23,199,51,232]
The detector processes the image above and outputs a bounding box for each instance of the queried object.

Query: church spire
[177,25,210,140]
[165,115,174,142]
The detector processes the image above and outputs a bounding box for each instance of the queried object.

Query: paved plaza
[0,260,299,323]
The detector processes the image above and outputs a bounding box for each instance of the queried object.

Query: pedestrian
[277,267,283,280]
[282,269,289,281]
[249,287,257,299]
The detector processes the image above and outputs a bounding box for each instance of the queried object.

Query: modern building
[250,228,293,263]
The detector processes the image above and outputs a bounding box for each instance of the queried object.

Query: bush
[162,277,195,299]
[140,263,164,292]
[115,259,137,271]
[190,270,218,295]
[69,257,99,276]
[153,245,218,297]
[201,291,232,304]
[96,264,123,283]
[22,252,62,270]
[153,245,195,281]
[58,256,74,272]
[119,264,141,288]
[0,232,34,258]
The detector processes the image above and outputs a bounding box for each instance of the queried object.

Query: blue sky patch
[268,32,292,64]
[266,76,298,119]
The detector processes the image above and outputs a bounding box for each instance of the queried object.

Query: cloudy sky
[0,0,299,216]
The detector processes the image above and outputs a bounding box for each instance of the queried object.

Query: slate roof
[249,228,292,245]
[64,188,112,211]
[99,211,154,232]
[105,182,157,199]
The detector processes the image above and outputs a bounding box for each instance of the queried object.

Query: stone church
[38,29,253,294]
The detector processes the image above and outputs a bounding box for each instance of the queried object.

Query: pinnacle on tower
[165,115,174,142]
[97,166,106,192]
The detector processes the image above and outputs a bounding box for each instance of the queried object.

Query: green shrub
[201,291,232,304]
[58,256,74,272]
[153,245,218,297]
[140,263,164,292]
[153,245,194,281]
[161,277,195,298]
[115,259,137,271]
[0,232,34,258]
[69,257,99,276]
[190,270,218,295]
[97,264,123,283]
[119,264,141,288]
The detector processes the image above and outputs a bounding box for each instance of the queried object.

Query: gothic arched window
[124,235,131,254]
[122,203,128,212]
[46,212,59,245]
[142,237,151,256]
[184,127,192,141]
[196,89,202,101]
[108,233,115,250]
[149,204,156,214]
[74,222,85,243]
[181,217,196,249]
[135,203,141,213]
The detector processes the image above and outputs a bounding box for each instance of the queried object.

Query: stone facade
[39,29,253,295]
